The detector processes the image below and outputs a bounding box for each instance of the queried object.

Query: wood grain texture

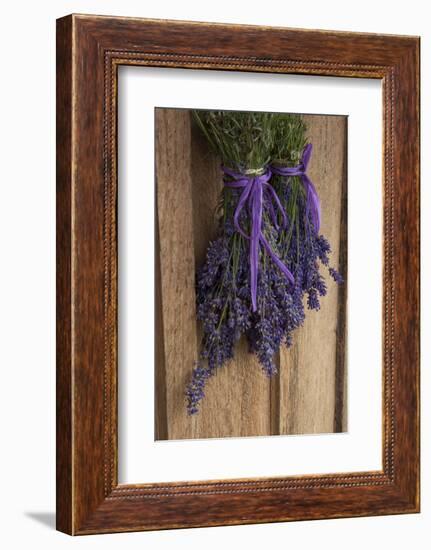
[56,14,419,535]
[154,111,347,440]
[154,109,199,440]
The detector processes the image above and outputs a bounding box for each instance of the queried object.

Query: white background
[118,68,382,483]
[0,1,427,548]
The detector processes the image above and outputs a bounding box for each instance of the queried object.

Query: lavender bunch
[187,110,273,414]
[186,110,342,415]
[270,113,343,313]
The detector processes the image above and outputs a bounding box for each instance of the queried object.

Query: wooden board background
[155,109,347,440]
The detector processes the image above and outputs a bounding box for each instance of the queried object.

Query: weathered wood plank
[155,109,199,440]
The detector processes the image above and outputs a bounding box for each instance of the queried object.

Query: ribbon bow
[223,166,295,312]
[271,143,321,232]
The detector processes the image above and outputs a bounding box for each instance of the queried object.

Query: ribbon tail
[264,189,279,230]
[250,235,259,312]
[263,183,288,229]
[260,234,295,285]
[249,181,263,312]
[302,174,321,233]
[230,181,252,240]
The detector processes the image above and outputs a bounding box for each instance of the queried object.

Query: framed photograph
[56,14,420,534]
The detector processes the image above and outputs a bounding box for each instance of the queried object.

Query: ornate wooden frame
[56,14,420,534]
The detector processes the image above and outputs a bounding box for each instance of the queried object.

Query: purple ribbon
[223,166,295,312]
[271,143,321,232]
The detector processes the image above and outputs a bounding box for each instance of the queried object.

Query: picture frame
[56,14,420,534]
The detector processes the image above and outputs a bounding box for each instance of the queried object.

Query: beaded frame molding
[56,14,420,535]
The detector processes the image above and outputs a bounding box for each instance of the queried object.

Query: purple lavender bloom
[186,364,211,415]
[329,267,344,284]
